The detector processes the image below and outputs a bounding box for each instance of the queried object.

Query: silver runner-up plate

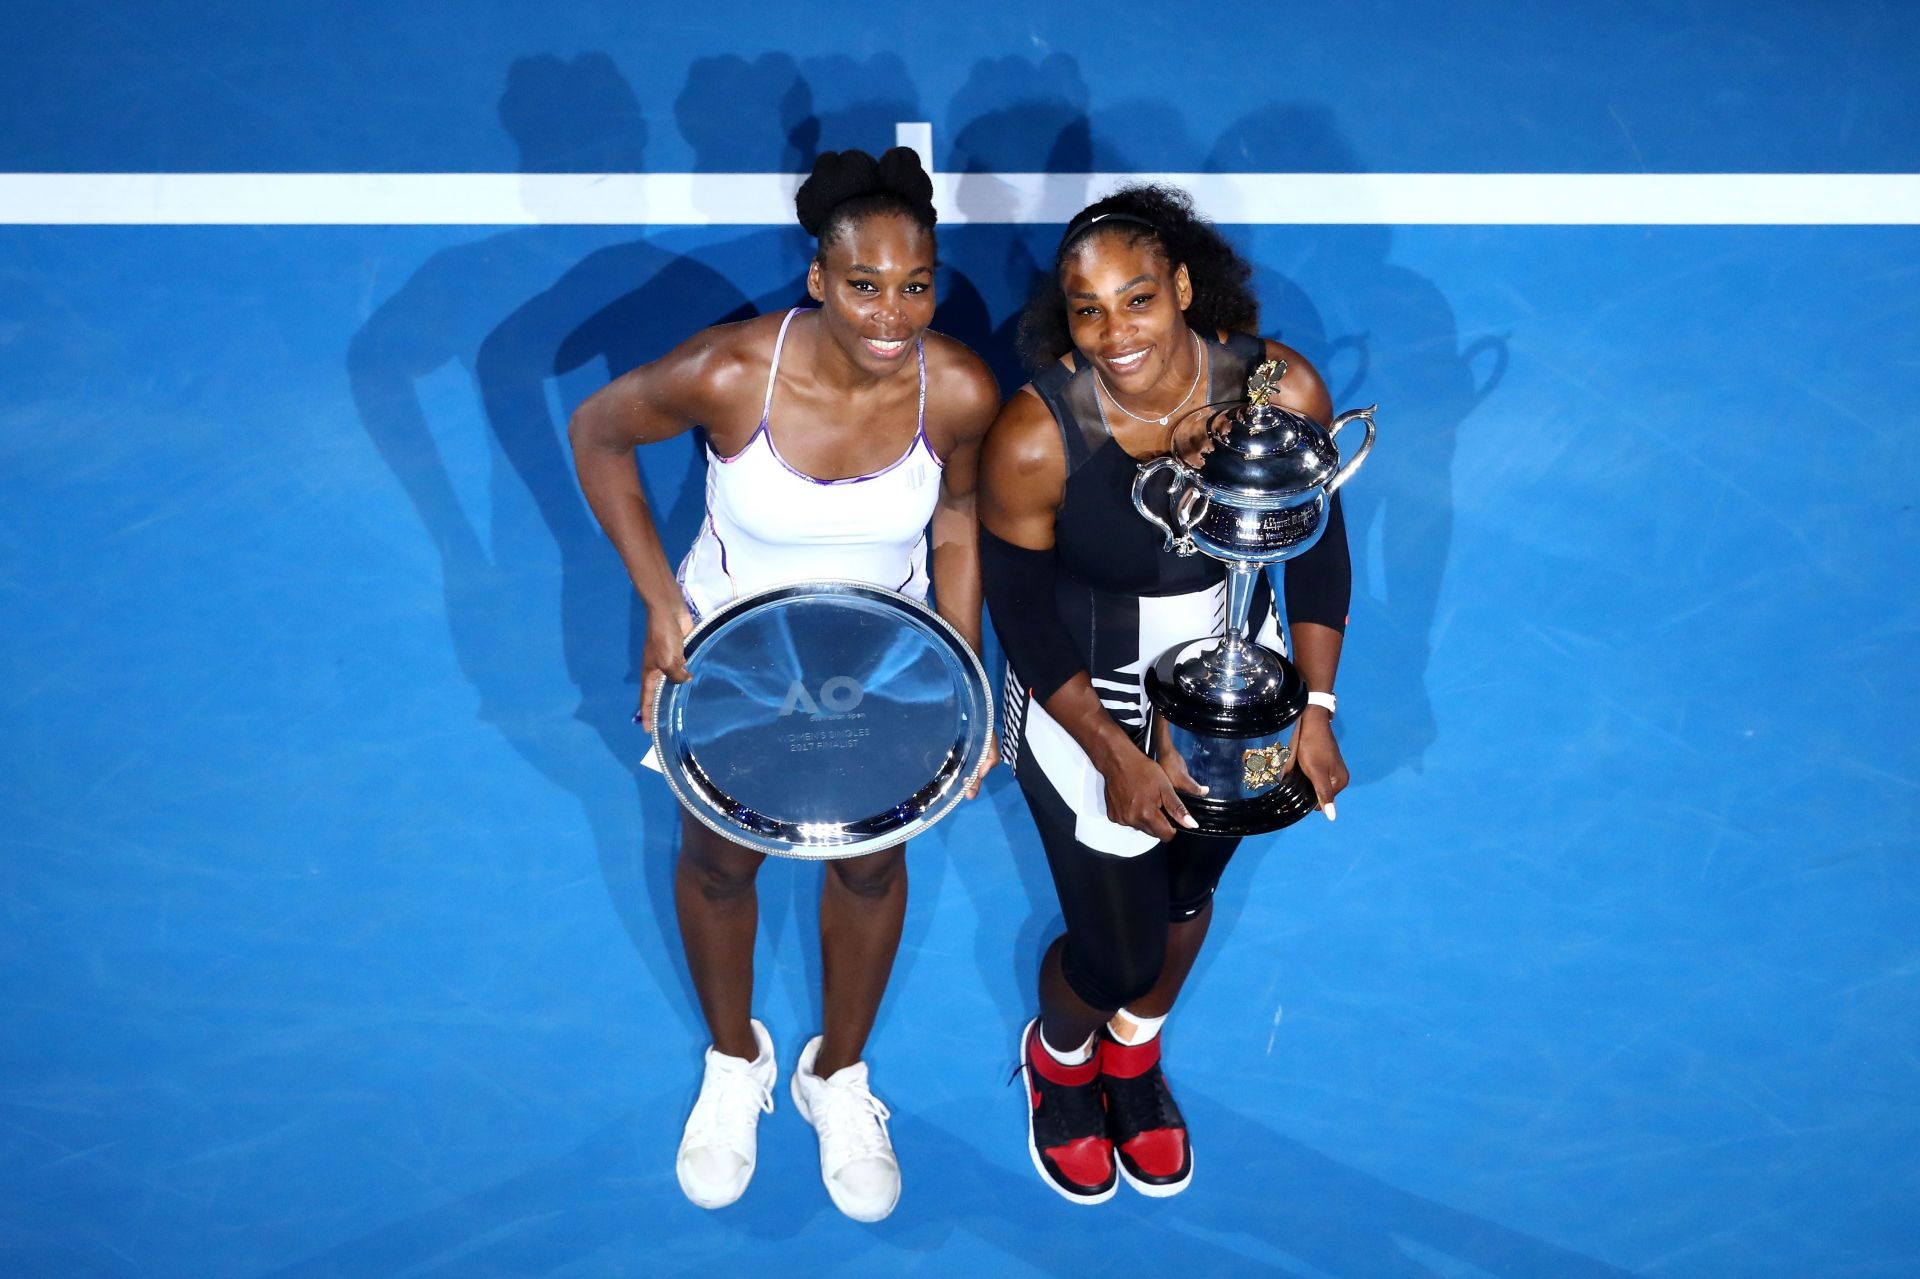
[650,580,993,860]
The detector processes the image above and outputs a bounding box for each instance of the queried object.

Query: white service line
[2,170,1918,226]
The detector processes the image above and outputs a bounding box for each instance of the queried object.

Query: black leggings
[1030,798,1242,1012]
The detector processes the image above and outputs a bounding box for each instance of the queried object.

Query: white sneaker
[790,1035,901,1222]
[676,1020,776,1209]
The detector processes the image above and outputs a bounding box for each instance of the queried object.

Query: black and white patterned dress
[1002,330,1286,858]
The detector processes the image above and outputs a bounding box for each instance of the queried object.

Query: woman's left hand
[965,733,1000,800]
[1291,710,1349,821]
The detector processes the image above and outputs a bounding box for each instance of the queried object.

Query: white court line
[3,172,1918,226]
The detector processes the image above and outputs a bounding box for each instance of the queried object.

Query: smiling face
[806,212,937,375]
[1059,229,1195,393]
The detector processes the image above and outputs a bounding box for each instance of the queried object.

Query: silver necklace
[1095,330,1205,428]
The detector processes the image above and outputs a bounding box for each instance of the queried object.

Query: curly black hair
[1015,184,1259,374]
[794,147,937,260]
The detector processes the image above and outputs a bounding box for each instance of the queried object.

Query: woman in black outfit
[979,185,1352,1204]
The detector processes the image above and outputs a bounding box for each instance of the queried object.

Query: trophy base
[1144,631,1316,839]
[1146,634,1307,737]
[1181,767,1321,836]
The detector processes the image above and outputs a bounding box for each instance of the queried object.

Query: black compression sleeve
[1283,489,1351,632]
[980,527,1084,703]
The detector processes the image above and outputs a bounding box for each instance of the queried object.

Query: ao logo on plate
[778,677,865,717]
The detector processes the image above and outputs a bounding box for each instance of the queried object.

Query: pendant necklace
[1095,330,1205,428]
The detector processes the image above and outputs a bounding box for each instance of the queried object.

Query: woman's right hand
[1099,741,1201,841]
[637,607,697,730]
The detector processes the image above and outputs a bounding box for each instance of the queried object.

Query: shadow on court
[344,49,1038,1059]
[340,43,1525,1275]
[347,52,754,1050]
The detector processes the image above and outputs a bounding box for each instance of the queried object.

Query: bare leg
[1038,935,1112,1055]
[814,846,906,1076]
[1111,899,1214,1031]
[674,813,767,1062]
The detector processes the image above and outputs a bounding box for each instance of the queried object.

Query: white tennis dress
[676,307,942,618]
[643,309,944,774]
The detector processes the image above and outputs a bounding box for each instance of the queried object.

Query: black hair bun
[795,146,936,236]
[875,145,934,213]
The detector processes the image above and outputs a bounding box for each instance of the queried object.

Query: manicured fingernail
[1323,802,1337,822]
[1181,815,1198,829]
[631,711,644,725]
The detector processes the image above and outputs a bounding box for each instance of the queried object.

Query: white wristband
[1306,691,1337,716]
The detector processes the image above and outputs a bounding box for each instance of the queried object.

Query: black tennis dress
[1002,328,1324,859]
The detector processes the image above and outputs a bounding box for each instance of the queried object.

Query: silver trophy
[651,581,994,859]
[1130,360,1375,834]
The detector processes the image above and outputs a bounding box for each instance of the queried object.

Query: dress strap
[761,308,804,423]
[1209,328,1268,403]
[1032,353,1105,475]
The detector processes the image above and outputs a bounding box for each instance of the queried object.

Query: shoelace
[1040,1070,1107,1138]
[813,1074,894,1165]
[1104,1067,1179,1136]
[685,1065,774,1156]
[1010,1043,1105,1140]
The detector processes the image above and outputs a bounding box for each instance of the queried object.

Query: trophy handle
[1132,457,1202,555]
[1172,486,1210,556]
[1324,405,1378,496]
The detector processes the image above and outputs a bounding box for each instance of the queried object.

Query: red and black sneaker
[1019,1019,1117,1205]
[1099,1028,1193,1196]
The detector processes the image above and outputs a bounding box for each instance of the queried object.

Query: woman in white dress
[568,147,998,1222]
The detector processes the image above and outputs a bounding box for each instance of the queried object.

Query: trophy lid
[1167,359,1343,504]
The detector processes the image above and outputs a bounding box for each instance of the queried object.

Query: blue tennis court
[4,5,1917,1275]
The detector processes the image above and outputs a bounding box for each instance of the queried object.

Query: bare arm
[925,340,1000,655]
[569,328,736,613]
[1264,338,1334,426]
[567,324,754,724]
[925,342,1002,794]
